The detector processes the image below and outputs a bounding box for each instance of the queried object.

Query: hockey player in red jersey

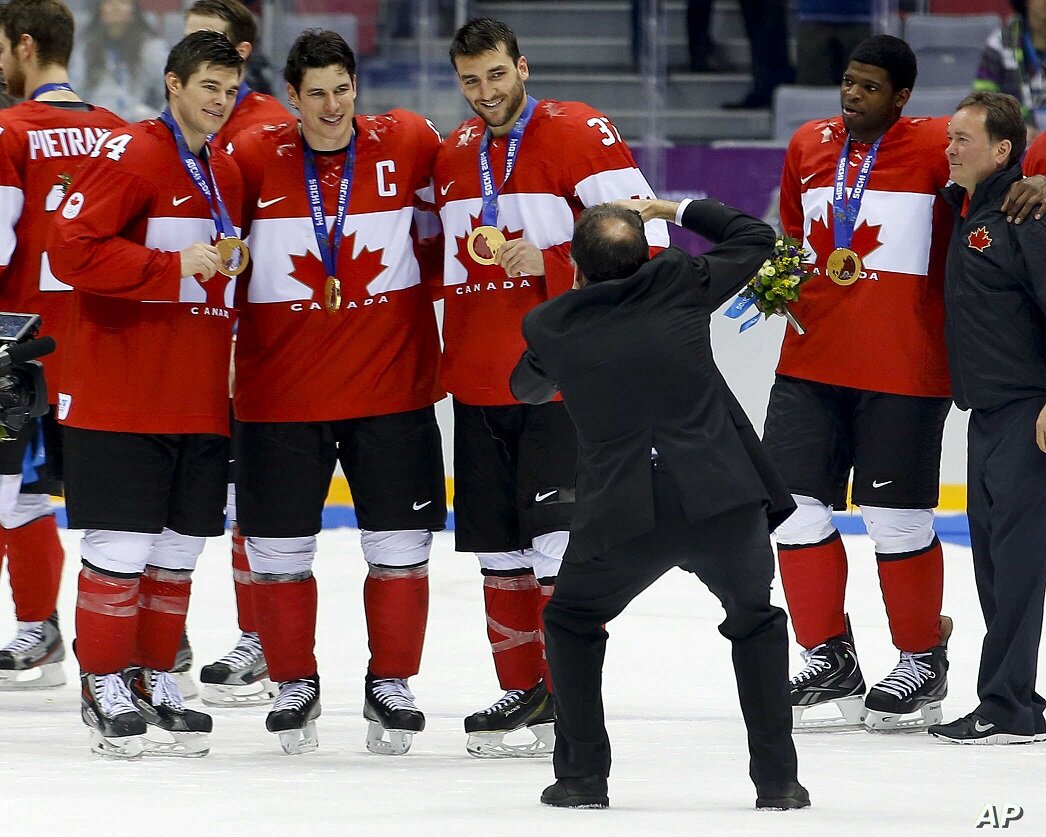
[433,18,669,757]
[0,0,124,692]
[48,30,244,759]
[178,0,290,707]
[230,29,446,756]
[765,35,1046,733]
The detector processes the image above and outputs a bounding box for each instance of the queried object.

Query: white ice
[1,526,1042,836]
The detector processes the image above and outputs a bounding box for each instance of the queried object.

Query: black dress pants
[967,397,1046,735]
[543,467,797,786]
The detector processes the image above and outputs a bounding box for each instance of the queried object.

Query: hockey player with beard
[433,18,669,757]
[0,0,124,692]
[48,30,244,759]
[229,29,445,756]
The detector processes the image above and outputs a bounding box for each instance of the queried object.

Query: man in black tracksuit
[930,91,1046,745]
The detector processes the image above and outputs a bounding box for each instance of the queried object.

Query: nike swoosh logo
[440,181,454,196]
[871,480,893,488]
[535,490,557,502]
[974,720,993,732]
[800,173,816,185]
[172,196,192,206]
[257,196,286,209]
[412,500,432,510]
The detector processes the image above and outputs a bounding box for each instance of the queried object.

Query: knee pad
[246,535,315,579]
[0,489,53,529]
[226,482,237,526]
[774,494,836,546]
[860,505,935,554]
[81,529,157,576]
[476,550,531,572]
[361,529,432,568]
[147,528,206,572]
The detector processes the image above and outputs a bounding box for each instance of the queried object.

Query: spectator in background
[975,1,1046,130]
[795,1,873,86]
[69,0,168,121]
[724,1,795,109]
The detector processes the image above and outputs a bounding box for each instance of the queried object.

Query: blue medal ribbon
[832,134,881,251]
[158,108,236,240]
[301,127,356,279]
[29,82,75,99]
[477,95,538,226]
[723,294,763,332]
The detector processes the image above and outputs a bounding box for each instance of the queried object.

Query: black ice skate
[363,673,425,755]
[199,631,276,707]
[266,675,321,755]
[127,667,213,757]
[540,776,609,809]
[465,681,555,758]
[80,672,147,759]
[171,629,198,701]
[865,615,952,732]
[790,620,867,731]
[0,612,66,690]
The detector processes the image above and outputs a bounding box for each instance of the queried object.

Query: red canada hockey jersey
[1023,130,1046,175]
[0,100,125,396]
[214,90,291,150]
[434,99,669,406]
[778,115,953,397]
[231,111,444,422]
[48,119,242,435]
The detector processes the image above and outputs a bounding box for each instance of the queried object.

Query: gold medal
[216,237,250,277]
[324,275,342,313]
[826,247,862,286]
[466,225,507,265]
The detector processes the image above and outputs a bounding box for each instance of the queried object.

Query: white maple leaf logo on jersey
[542,101,565,118]
[457,125,480,147]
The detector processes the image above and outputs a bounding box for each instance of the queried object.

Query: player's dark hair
[449,18,521,67]
[0,0,75,68]
[848,34,918,93]
[571,204,650,285]
[186,0,258,47]
[1011,1,1025,16]
[164,29,243,99]
[956,91,1027,167]
[283,29,356,92]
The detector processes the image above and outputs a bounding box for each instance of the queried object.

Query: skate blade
[88,729,145,760]
[172,671,199,701]
[466,722,555,759]
[277,721,319,755]
[0,662,66,691]
[142,729,210,758]
[365,721,415,756]
[930,730,1040,745]
[865,702,944,732]
[200,679,277,707]
[793,696,867,732]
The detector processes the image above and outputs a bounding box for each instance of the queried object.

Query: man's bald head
[571,203,650,285]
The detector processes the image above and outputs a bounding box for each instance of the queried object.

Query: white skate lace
[872,652,934,699]
[479,689,526,715]
[149,670,187,710]
[274,679,317,712]
[790,645,831,686]
[214,632,263,670]
[0,623,45,655]
[370,678,418,711]
[98,673,139,718]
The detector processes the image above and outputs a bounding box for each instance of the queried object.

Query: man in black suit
[510,197,808,812]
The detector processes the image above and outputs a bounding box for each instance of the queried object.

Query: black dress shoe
[540,775,609,808]
[755,781,811,811]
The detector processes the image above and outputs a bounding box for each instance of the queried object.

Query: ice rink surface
[2,525,1043,836]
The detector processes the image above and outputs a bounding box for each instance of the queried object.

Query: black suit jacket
[510,199,795,563]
